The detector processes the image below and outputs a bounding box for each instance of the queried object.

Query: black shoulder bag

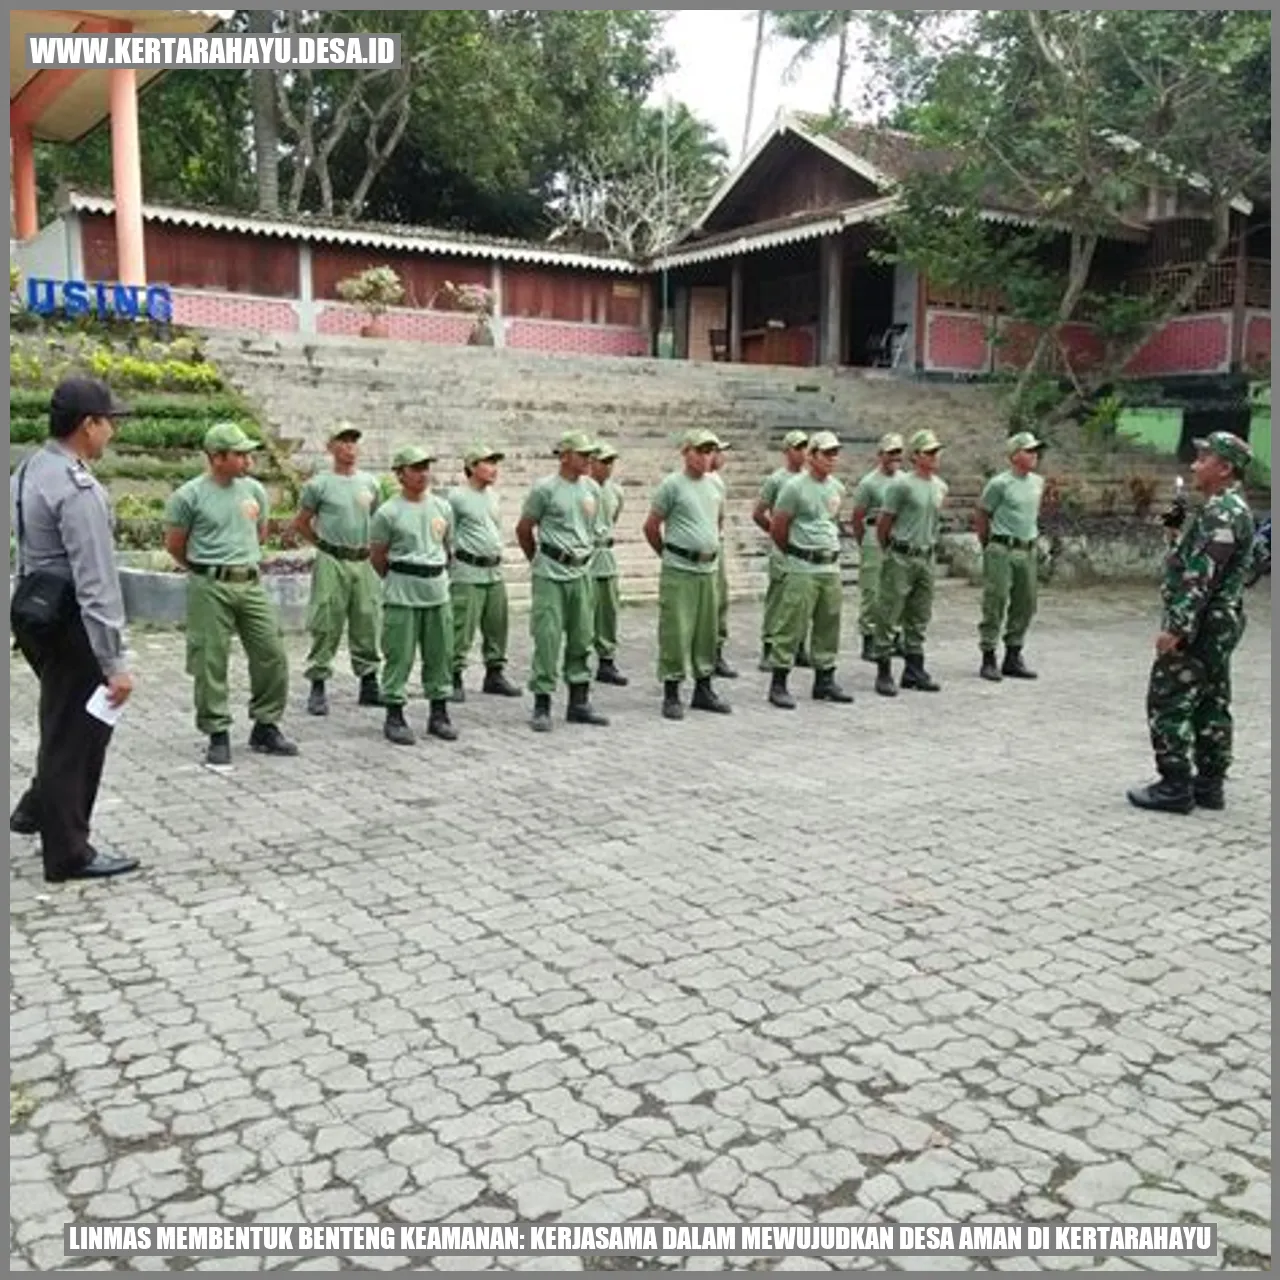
[11,459,77,655]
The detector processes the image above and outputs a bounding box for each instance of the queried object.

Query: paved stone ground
[10,581,1272,1272]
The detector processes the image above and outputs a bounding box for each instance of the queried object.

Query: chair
[867,323,908,368]
[709,328,729,362]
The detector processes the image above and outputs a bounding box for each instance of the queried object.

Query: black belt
[389,560,446,579]
[890,541,934,560]
[989,535,1036,551]
[316,538,369,562]
[597,536,615,549]
[787,544,840,565]
[189,563,259,583]
[454,549,502,568]
[538,542,591,568]
[664,543,718,565]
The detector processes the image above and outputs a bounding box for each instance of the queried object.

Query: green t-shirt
[708,470,727,543]
[981,469,1044,542]
[776,471,845,575]
[882,471,948,551]
[651,470,722,575]
[369,493,453,608]
[447,483,504,586]
[521,474,601,581]
[299,470,381,550]
[760,466,801,567]
[165,474,269,566]
[852,468,896,547]
[591,478,624,579]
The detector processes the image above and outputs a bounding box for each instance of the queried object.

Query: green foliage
[80,351,223,393]
[335,266,405,317]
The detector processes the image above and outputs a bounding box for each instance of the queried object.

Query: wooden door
[687,287,728,362]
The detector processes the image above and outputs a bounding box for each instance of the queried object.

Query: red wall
[1123,313,1230,376]
[1245,313,1271,371]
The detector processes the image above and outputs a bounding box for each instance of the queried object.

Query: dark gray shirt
[11,441,130,676]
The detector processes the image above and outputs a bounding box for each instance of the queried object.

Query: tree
[247,8,280,214]
[770,10,856,114]
[741,10,767,160]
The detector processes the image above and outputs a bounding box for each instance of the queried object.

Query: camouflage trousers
[1146,612,1245,780]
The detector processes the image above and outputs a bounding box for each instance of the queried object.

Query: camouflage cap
[594,441,620,463]
[391,443,435,469]
[1194,431,1252,471]
[910,428,942,455]
[878,432,904,454]
[782,430,810,450]
[203,422,261,453]
[809,430,842,453]
[328,421,362,443]
[682,427,723,451]
[463,444,505,467]
[1007,430,1045,455]
[553,431,599,457]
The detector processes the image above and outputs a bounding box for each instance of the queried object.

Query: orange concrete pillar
[11,116,38,241]
[108,66,145,285]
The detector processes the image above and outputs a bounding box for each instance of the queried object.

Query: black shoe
[757,655,772,673]
[1002,646,1038,680]
[979,650,1003,683]
[530,692,553,733]
[1127,776,1195,814]
[900,655,941,692]
[358,673,385,707]
[449,673,467,704]
[306,679,329,716]
[595,658,630,687]
[566,682,609,726]
[249,723,299,756]
[206,731,232,767]
[1193,775,1225,811]
[45,847,140,884]
[794,647,812,669]
[713,652,739,679]
[768,669,796,710]
[384,706,416,745]
[874,658,898,698]
[860,634,875,664]
[691,676,732,714]
[661,680,684,721]
[9,803,39,835]
[482,665,522,697]
[812,669,853,703]
[427,700,458,742]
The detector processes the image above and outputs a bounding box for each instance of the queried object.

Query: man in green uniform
[293,422,384,716]
[1128,432,1256,814]
[975,430,1046,682]
[850,432,904,662]
[164,422,297,766]
[515,431,609,733]
[767,430,854,710]
[588,442,629,686]
[874,428,948,697]
[753,430,810,671]
[369,445,458,746]
[643,428,732,720]
[707,442,738,678]
[447,445,521,702]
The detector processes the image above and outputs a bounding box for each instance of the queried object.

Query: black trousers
[14,616,114,878]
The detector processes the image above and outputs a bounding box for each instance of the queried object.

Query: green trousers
[592,574,621,658]
[529,575,594,694]
[770,572,842,671]
[875,548,934,657]
[857,537,883,638]
[450,580,509,674]
[383,602,452,705]
[304,550,381,681]
[716,550,729,647]
[979,544,1038,650]
[185,574,289,734]
[760,555,786,655]
[658,564,718,682]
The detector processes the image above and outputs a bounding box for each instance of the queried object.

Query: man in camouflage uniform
[1127,432,1256,814]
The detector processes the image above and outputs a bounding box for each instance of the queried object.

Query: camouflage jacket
[1161,485,1254,642]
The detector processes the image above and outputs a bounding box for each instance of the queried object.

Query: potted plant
[335,265,404,338]
[438,281,497,346]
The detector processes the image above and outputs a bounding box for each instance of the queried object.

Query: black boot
[713,649,739,679]
[812,669,853,703]
[892,632,906,657]
[306,679,329,716]
[530,692,553,733]
[595,657,630,687]
[768,669,796,710]
[482,665,522,697]
[9,789,40,835]
[1127,774,1194,814]
[206,731,232,766]
[449,672,467,704]
[1002,646,1038,680]
[428,699,458,742]
[860,634,875,664]
[979,650,1002,682]
[566,682,609,726]
[358,673,384,706]
[249,723,299,756]
[757,650,772,673]
[691,676,732,714]
[662,679,684,720]
[384,705,416,746]
[1193,775,1225,811]
[874,658,898,698]
[795,645,812,669]
[900,654,941,692]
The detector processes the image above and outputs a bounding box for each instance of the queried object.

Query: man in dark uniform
[9,377,140,882]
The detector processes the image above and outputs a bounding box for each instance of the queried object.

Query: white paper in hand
[86,685,125,727]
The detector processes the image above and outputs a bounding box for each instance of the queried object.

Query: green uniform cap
[878,432,905,454]
[328,421,362,443]
[782,430,810,450]
[553,431,599,456]
[910,429,942,455]
[391,444,435,469]
[594,442,620,463]
[682,427,723,451]
[203,422,261,453]
[809,430,842,452]
[1194,431,1252,471]
[1006,430,1045,455]
[463,444,505,467]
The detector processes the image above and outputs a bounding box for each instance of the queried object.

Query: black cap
[50,376,132,421]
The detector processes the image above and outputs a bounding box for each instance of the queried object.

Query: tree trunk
[741,10,766,161]
[832,15,850,114]
[248,9,279,215]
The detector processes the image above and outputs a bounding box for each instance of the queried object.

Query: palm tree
[769,10,854,115]
[247,9,280,214]
[741,10,767,160]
